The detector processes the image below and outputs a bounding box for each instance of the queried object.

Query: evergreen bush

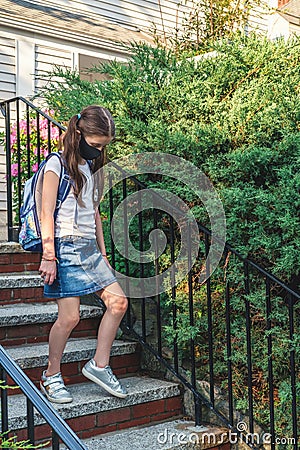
[39,33,300,285]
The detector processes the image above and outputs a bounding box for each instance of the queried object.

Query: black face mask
[79,136,102,160]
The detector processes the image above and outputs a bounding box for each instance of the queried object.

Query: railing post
[26,103,31,176]
[205,232,215,407]
[4,102,13,241]
[16,98,22,225]
[0,366,9,433]
[47,118,51,154]
[244,261,254,434]
[26,397,35,445]
[170,215,179,373]
[265,277,275,450]
[194,396,202,426]
[153,207,162,357]
[122,178,131,328]
[138,185,146,342]
[225,280,234,426]
[52,429,60,450]
[187,222,198,424]
[288,293,298,449]
[36,111,41,164]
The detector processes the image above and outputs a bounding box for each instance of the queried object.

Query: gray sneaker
[40,371,73,404]
[82,359,128,398]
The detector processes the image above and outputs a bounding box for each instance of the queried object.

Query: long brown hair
[61,105,115,206]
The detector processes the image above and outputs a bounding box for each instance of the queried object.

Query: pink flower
[40,118,48,130]
[19,119,27,132]
[32,162,38,173]
[10,134,17,146]
[40,128,48,140]
[11,163,20,177]
[10,128,17,146]
[51,127,60,141]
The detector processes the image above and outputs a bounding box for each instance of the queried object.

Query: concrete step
[0,271,43,289]
[6,338,138,369]
[0,302,104,346]
[77,420,230,450]
[0,301,103,327]
[5,338,140,391]
[8,377,183,443]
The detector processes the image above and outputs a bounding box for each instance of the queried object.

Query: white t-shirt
[44,156,97,238]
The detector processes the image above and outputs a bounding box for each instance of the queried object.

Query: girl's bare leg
[94,283,128,368]
[46,296,80,376]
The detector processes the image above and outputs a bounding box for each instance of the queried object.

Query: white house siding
[267,11,291,38]
[0,36,16,101]
[0,35,16,239]
[247,1,275,35]
[35,44,72,92]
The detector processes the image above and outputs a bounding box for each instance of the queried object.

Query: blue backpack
[19,152,71,252]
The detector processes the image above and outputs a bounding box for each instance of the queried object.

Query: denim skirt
[44,236,117,298]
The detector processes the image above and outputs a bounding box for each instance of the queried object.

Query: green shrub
[38,33,300,285]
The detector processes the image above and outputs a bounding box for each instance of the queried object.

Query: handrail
[0,346,88,449]
[0,96,65,130]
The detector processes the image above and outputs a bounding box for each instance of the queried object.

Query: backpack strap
[42,152,72,220]
[55,155,71,211]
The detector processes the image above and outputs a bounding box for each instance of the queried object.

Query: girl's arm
[95,209,112,268]
[39,170,59,285]
[95,208,107,256]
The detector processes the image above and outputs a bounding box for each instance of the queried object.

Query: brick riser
[1,317,101,347]
[1,287,46,305]
[0,251,43,305]
[12,396,183,445]
[0,252,41,273]
[7,352,141,396]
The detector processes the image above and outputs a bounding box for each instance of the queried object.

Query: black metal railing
[1,97,299,449]
[0,346,87,449]
[104,169,299,449]
[0,96,64,241]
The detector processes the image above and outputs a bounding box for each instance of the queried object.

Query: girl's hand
[39,260,57,285]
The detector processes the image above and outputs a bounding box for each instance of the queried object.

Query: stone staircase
[0,243,230,450]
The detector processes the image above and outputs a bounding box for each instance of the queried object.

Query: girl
[39,105,128,404]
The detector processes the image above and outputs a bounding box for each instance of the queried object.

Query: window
[79,54,112,82]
